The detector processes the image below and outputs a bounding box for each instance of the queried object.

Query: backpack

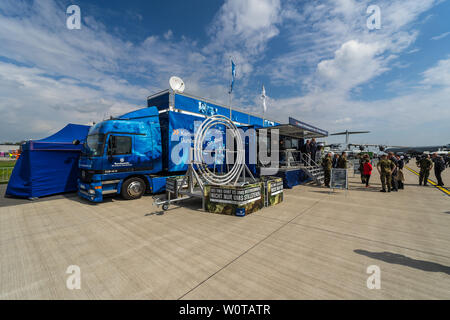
[437,159,446,172]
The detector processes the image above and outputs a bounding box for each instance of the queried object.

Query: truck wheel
[122,177,145,200]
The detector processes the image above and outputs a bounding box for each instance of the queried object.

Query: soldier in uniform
[432,153,445,186]
[322,152,333,187]
[388,152,399,192]
[358,154,365,183]
[417,154,433,186]
[377,154,396,192]
[338,152,348,169]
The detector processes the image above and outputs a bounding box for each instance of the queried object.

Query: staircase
[300,155,324,185]
[301,165,324,185]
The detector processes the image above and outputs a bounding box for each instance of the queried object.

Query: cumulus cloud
[207,0,281,54]
[204,0,282,85]
[260,0,448,145]
[264,56,450,145]
[422,57,450,87]
[315,40,386,91]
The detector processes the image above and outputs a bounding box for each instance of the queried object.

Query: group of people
[321,151,348,187]
[320,151,446,191]
[375,152,406,192]
[416,153,446,187]
[302,138,319,165]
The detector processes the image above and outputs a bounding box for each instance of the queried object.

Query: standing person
[362,155,373,187]
[358,154,365,183]
[432,153,445,187]
[332,154,340,168]
[396,155,405,190]
[310,138,317,164]
[444,153,450,168]
[377,154,395,192]
[404,154,410,164]
[304,140,311,166]
[316,144,324,164]
[338,152,348,169]
[388,152,399,192]
[418,154,433,186]
[322,152,333,187]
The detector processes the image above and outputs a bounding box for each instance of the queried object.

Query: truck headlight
[89,189,95,194]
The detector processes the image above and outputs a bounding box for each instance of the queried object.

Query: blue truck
[77,90,281,203]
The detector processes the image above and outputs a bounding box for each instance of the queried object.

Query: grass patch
[0,160,16,168]
[0,160,15,183]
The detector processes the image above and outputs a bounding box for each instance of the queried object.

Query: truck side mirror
[72,139,80,145]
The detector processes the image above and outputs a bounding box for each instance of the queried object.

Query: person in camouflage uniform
[322,152,333,187]
[377,154,396,192]
[417,154,433,186]
[357,154,365,183]
[338,152,348,169]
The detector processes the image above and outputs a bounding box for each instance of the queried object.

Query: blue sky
[0,0,449,146]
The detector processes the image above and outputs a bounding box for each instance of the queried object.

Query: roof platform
[258,117,328,139]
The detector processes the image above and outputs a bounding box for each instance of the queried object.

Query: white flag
[261,85,267,113]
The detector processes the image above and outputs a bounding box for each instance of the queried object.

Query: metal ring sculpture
[193,115,244,186]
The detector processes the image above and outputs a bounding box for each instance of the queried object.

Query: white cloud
[208,0,281,52]
[431,31,450,41]
[422,57,450,87]
[204,0,282,83]
[335,117,352,124]
[164,29,173,40]
[315,40,386,91]
[265,57,450,145]
[269,0,438,87]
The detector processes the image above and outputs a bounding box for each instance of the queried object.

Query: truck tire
[121,177,146,200]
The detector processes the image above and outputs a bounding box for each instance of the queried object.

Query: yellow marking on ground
[405,166,450,196]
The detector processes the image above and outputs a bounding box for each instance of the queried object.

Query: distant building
[0,144,18,153]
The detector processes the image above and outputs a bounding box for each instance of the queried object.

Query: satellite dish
[169,76,185,93]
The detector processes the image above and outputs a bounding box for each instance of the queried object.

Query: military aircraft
[330,130,371,147]
[385,144,450,155]
[322,130,372,158]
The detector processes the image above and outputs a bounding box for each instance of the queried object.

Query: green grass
[0,160,15,183]
[0,160,17,168]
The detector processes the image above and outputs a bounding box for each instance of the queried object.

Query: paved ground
[0,163,448,299]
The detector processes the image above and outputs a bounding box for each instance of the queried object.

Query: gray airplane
[322,130,372,158]
[385,144,450,155]
[330,130,370,148]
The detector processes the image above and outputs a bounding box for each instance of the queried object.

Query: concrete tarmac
[0,163,448,299]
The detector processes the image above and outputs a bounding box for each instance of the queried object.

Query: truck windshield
[84,134,105,157]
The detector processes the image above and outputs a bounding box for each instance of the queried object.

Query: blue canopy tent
[6,124,90,198]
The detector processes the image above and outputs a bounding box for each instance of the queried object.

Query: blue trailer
[77,90,280,202]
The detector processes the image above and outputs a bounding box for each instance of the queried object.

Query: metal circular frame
[193,115,244,185]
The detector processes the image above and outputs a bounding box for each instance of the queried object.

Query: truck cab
[78,107,163,202]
